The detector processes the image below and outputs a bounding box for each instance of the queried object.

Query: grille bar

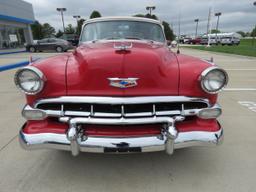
[35,97,209,118]
[34,96,210,105]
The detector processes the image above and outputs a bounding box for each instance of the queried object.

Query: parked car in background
[189,37,202,45]
[221,37,240,45]
[25,38,73,52]
[179,36,192,44]
[201,33,241,46]
[220,33,240,45]
[16,17,228,156]
[200,35,218,45]
[60,34,79,46]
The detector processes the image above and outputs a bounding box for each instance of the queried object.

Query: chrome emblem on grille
[108,78,139,88]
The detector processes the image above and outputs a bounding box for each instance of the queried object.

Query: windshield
[80,20,165,43]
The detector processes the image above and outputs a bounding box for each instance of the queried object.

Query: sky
[24,0,256,36]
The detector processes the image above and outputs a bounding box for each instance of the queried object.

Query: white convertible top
[84,16,162,25]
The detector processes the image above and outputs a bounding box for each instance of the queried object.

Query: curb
[0,61,29,72]
[0,50,27,55]
[183,47,256,59]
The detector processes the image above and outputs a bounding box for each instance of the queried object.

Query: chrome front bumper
[20,96,223,156]
[19,121,223,156]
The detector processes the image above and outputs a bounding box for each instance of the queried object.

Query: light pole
[146,6,156,16]
[215,12,222,33]
[206,7,212,47]
[253,2,256,46]
[194,19,199,38]
[56,8,67,33]
[215,12,222,44]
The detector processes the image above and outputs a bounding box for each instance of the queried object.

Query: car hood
[66,41,179,96]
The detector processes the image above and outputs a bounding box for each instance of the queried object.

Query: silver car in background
[25,38,73,52]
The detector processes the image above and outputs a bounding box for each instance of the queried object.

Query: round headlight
[200,66,228,94]
[14,66,45,95]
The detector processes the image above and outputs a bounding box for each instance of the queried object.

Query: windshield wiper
[92,37,119,43]
[124,37,157,44]
[103,37,120,40]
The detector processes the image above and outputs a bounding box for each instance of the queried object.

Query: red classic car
[15,17,228,156]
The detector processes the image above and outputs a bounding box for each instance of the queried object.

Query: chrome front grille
[35,96,209,118]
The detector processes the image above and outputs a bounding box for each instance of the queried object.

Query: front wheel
[29,46,36,52]
[56,46,63,53]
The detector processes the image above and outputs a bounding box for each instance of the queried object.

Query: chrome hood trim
[34,96,210,106]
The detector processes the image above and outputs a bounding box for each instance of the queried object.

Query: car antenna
[177,12,181,54]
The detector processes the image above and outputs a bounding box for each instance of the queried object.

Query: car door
[37,39,50,51]
[47,38,58,51]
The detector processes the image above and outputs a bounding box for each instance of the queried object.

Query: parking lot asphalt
[0,50,256,192]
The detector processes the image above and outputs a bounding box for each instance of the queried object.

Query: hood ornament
[114,42,133,51]
[108,78,139,88]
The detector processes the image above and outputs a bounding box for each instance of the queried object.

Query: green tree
[210,29,221,34]
[42,23,56,38]
[77,18,86,35]
[90,10,102,19]
[31,21,56,39]
[245,32,251,37]
[65,24,75,34]
[236,31,246,37]
[55,30,64,38]
[31,21,44,39]
[162,21,175,41]
[133,14,175,41]
[251,26,256,37]
[145,14,158,20]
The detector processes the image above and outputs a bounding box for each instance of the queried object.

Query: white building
[0,0,35,49]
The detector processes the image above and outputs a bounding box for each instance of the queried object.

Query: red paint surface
[84,124,162,137]
[177,54,217,104]
[66,42,179,96]
[23,118,220,136]
[23,120,68,134]
[26,54,69,105]
[26,41,217,105]
[22,40,221,136]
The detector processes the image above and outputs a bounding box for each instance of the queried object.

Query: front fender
[177,54,218,104]
[25,54,70,105]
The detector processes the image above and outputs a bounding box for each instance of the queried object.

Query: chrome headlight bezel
[200,66,228,94]
[14,66,46,95]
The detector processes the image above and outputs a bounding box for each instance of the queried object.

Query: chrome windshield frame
[79,17,166,44]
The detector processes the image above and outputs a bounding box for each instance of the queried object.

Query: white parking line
[225,69,256,71]
[238,101,256,113]
[224,88,256,91]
